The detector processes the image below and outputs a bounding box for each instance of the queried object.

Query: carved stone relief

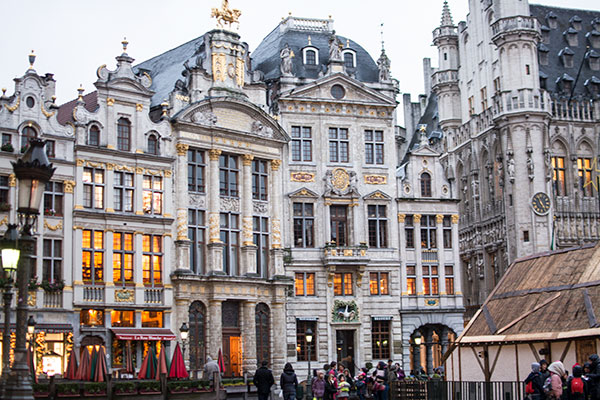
[192,111,217,125]
[253,201,268,215]
[188,193,206,208]
[220,197,240,212]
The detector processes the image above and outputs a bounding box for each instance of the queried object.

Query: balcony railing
[433,26,458,41]
[144,288,164,304]
[43,290,63,308]
[422,249,438,262]
[83,285,104,302]
[491,15,540,38]
[552,98,597,121]
[322,244,369,265]
[492,89,551,117]
[431,69,458,88]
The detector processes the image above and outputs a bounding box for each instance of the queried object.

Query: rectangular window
[291,126,312,162]
[0,175,7,207]
[420,215,437,249]
[330,205,348,246]
[141,311,163,328]
[405,216,414,248]
[296,320,316,361]
[445,265,455,295]
[371,319,391,359]
[188,209,206,275]
[45,140,56,158]
[333,272,353,296]
[219,154,239,197]
[113,232,134,285]
[407,265,416,295]
[480,87,488,110]
[252,159,268,200]
[80,309,104,326]
[111,310,134,327]
[329,127,349,163]
[468,96,475,115]
[83,167,104,209]
[1,133,11,146]
[423,265,439,296]
[494,77,501,93]
[578,158,593,197]
[44,181,64,217]
[253,216,269,278]
[293,203,314,248]
[82,230,104,284]
[552,156,567,196]
[142,234,162,286]
[114,172,134,212]
[365,130,384,165]
[369,272,389,295]
[188,148,206,193]
[295,272,316,296]
[220,212,240,275]
[142,175,163,215]
[368,204,388,248]
[42,239,62,283]
[443,216,452,248]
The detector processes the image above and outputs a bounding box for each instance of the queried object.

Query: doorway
[222,332,242,377]
[336,330,355,375]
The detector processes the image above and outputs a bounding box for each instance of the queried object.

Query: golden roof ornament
[211,0,241,30]
[122,37,129,53]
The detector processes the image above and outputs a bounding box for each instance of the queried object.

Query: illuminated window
[295,272,315,296]
[333,272,353,296]
[83,167,104,209]
[445,265,455,295]
[423,265,439,296]
[117,118,131,151]
[82,230,104,284]
[142,175,163,215]
[372,319,390,359]
[577,157,593,197]
[142,311,163,328]
[296,320,316,361]
[114,172,134,212]
[80,309,104,326]
[113,232,134,285]
[142,235,162,285]
[111,310,135,327]
[420,215,437,249]
[552,156,567,196]
[407,265,416,295]
[369,272,389,295]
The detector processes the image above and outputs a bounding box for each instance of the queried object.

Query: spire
[440,1,454,27]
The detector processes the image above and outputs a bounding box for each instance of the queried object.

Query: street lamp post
[4,139,55,400]
[305,328,313,400]
[412,331,422,375]
[180,322,189,366]
[27,316,36,379]
[1,224,20,395]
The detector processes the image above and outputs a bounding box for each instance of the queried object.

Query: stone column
[271,301,286,375]
[174,143,192,274]
[105,164,115,213]
[134,232,145,304]
[134,167,144,216]
[62,180,75,307]
[208,299,223,360]
[451,215,463,297]
[398,214,407,295]
[269,160,284,277]
[414,214,423,296]
[425,328,433,374]
[207,149,224,275]
[74,159,84,210]
[436,214,446,295]
[242,301,257,373]
[104,230,115,303]
[241,154,257,276]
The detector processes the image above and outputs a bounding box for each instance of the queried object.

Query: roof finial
[77,85,85,102]
[122,37,129,53]
[28,50,36,70]
[441,1,454,27]
[380,23,385,53]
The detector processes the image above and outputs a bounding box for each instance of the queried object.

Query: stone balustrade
[491,15,540,38]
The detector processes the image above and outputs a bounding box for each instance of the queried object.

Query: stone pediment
[280,74,395,106]
[289,187,319,198]
[176,98,289,142]
[411,145,440,157]
[363,190,392,201]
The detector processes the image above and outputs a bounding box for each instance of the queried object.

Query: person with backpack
[545,361,567,400]
[565,364,587,400]
[525,362,544,400]
[588,354,600,400]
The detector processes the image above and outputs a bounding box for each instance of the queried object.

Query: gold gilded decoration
[106,208,115,213]
[115,289,135,303]
[0,216,8,226]
[425,298,440,307]
[8,174,16,187]
[451,214,459,224]
[242,216,253,241]
[176,209,188,240]
[331,168,350,191]
[397,213,406,223]
[176,143,189,156]
[413,214,422,224]
[271,218,282,247]
[212,53,227,82]
[367,191,387,200]
[135,167,144,175]
[209,213,220,243]
[76,159,84,167]
[436,214,444,224]
[209,149,222,161]
[211,42,245,53]
[235,57,245,86]
[4,96,20,112]
[143,72,152,86]
[106,98,115,106]
[211,0,242,29]
[175,94,190,102]
[106,163,115,171]
[41,103,55,118]
[164,170,172,178]
[28,291,37,307]
[44,220,63,231]
[242,154,254,166]
[291,172,314,183]
[364,175,387,185]
[270,159,281,171]
[136,103,143,112]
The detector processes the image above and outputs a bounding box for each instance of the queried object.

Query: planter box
[56,394,81,398]
[33,393,50,398]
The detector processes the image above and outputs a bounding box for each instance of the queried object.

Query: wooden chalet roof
[459,243,600,344]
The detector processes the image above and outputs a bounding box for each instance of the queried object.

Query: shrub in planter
[167,380,192,393]
[56,382,80,397]
[192,380,212,392]
[114,381,137,395]
[138,380,161,394]
[83,382,107,395]
[222,378,245,386]
[0,203,11,211]
[33,383,50,396]
[1,143,14,152]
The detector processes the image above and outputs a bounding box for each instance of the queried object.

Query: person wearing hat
[354,372,367,400]
[312,370,326,400]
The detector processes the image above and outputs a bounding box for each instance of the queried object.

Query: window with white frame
[342,50,356,68]
[83,167,104,209]
[329,127,349,163]
[44,181,63,217]
[142,175,163,215]
[43,239,62,283]
[303,48,318,65]
[253,216,269,278]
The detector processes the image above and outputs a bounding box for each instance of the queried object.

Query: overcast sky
[0,0,598,117]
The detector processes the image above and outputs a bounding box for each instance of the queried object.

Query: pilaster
[436,214,446,295]
[241,154,257,275]
[414,214,423,296]
[242,301,257,372]
[208,299,223,360]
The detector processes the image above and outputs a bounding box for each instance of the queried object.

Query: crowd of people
[524,355,600,399]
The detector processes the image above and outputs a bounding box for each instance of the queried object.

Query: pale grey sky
[0,0,598,115]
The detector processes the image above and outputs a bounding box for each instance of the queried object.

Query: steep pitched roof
[57,91,99,126]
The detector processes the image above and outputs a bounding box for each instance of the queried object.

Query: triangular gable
[289,187,319,199]
[411,145,440,157]
[280,73,395,106]
[363,190,392,201]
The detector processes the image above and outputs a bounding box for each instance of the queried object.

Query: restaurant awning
[110,328,176,341]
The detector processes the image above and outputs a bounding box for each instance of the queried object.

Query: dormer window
[556,73,575,93]
[564,27,579,47]
[302,47,318,65]
[584,76,600,96]
[147,134,158,155]
[589,50,600,71]
[342,50,356,69]
[587,30,600,49]
[593,18,600,32]
[88,125,100,146]
[570,15,582,31]
[420,172,432,198]
[546,12,558,29]
[117,117,131,151]
[541,25,551,44]
[539,72,548,90]
[559,47,575,68]
[538,43,549,65]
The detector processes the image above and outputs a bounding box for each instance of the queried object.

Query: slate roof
[400,94,440,165]
[459,243,600,342]
[57,91,99,126]
[530,4,600,98]
[252,22,379,83]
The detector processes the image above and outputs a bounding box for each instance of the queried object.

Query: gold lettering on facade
[364,175,387,185]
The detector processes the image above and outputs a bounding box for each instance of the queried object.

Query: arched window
[21,126,37,150]
[117,118,131,151]
[343,52,355,68]
[88,125,100,146]
[305,49,316,65]
[147,134,158,155]
[189,301,206,371]
[255,303,270,365]
[420,172,432,197]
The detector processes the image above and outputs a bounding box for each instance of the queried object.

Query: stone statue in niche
[280,43,294,76]
[497,156,504,187]
[527,155,534,180]
[544,150,552,181]
[471,179,479,200]
[507,157,515,183]
[377,51,391,82]
[328,32,343,62]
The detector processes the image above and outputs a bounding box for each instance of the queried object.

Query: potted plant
[0,203,11,212]
[167,380,192,394]
[138,381,161,394]
[114,381,137,396]
[1,142,14,152]
[222,378,245,387]
[83,382,107,396]
[56,382,80,397]
[41,279,65,292]
[32,383,50,398]
[192,380,212,392]
[28,276,40,291]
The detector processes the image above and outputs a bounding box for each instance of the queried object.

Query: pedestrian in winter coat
[324,373,338,400]
[280,363,299,400]
[540,360,551,386]
[254,361,275,400]
[588,354,600,400]
[547,361,567,399]
[337,375,351,398]
[355,372,367,400]
[565,364,588,400]
[203,356,221,381]
[312,371,326,400]
[524,362,544,400]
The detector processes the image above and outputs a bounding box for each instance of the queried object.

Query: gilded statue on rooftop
[211,0,241,29]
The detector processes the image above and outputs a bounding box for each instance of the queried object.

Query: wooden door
[229,336,242,377]
[576,339,597,365]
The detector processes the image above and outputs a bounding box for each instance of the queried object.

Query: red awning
[111,328,176,341]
